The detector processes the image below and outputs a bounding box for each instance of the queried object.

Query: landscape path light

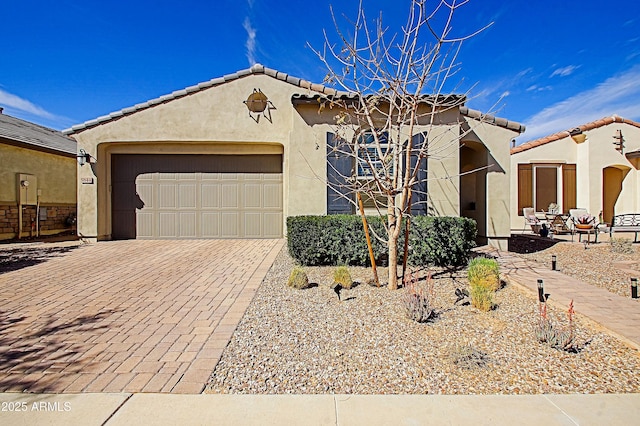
[537,279,545,303]
[632,278,638,299]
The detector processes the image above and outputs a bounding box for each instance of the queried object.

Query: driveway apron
[0,239,284,394]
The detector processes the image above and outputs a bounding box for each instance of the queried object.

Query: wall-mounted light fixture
[569,128,587,144]
[77,149,92,166]
[243,88,275,123]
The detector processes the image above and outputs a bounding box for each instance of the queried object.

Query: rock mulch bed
[516,241,640,300]
[206,246,640,394]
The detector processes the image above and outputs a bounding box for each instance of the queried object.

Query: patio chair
[569,208,599,243]
[522,207,542,234]
[568,208,589,232]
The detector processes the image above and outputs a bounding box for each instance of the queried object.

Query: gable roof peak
[511,114,640,154]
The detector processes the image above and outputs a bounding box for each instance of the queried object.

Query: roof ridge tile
[511,115,640,154]
[64,64,524,135]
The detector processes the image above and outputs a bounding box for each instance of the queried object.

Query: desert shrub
[333,265,353,289]
[467,257,500,291]
[448,343,489,369]
[287,266,310,290]
[287,215,476,268]
[402,270,435,323]
[469,283,493,312]
[535,300,576,351]
[610,237,634,254]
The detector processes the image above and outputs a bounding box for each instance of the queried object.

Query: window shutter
[326,132,354,214]
[562,164,577,213]
[517,164,533,215]
[409,133,428,215]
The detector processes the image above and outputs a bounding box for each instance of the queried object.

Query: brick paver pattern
[0,239,284,394]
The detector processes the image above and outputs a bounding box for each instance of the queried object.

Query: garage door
[111,154,282,239]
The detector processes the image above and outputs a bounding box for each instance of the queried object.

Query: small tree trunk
[357,192,380,287]
[387,196,401,290]
[388,232,399,290]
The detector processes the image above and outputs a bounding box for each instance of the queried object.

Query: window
[517,163,576,214]
[356,131,393,179]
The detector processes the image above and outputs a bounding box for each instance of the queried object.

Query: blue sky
[2,0,639,143]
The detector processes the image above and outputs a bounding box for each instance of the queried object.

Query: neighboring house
[0,109,77,240]
[510,115,640,230]
[65,64,523,249]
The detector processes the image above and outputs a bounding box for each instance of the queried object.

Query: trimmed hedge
[407,216,477,268]
[287,215,476,268]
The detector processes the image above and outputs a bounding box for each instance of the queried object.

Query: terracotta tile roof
[511,115,640,154]
[0,112,76,156]
[64,64,347,134]
[459,106,525,133]
[64,64,524,134]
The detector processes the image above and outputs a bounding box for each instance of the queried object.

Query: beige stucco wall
[0,142,76,240]
[0,143,76,204]
[72,74,329,239]
[510,122,640,230]
[463,118,519,250]
[71,72,515,243]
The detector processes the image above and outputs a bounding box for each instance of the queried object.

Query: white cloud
[526,85,552,92]
[520,66,640,142]
[550,65,580,78]
[0,88,56,119]
[243,17,257,66]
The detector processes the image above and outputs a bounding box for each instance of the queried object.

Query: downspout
[36,191,40,238]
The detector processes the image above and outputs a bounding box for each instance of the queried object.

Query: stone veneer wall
[0,204,76,239]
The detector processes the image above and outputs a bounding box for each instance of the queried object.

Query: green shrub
[469,284,493,312]
[287,215,476,268]
[467,257,500,291]
[408,216,477,268]
[333,265,353,289]
[286,215,386,266]
[287,266,310,289]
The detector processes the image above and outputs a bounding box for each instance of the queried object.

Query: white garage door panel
[263,213,283,238]
[159,184,177,209]
[221,212,239,237]
[263,184,282,208]
[179,184,197,208]
[201,184,219,208]
[137,212,154,237]
[179,212,197,237]
[134,166,282,239]
[201,212,219,237]
[158,212,177,237]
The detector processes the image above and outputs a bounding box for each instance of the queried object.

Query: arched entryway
[602,165,631,224]
[460,141,488,245]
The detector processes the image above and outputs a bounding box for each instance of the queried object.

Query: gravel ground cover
[206,244,640,394]
[516,240,640,300]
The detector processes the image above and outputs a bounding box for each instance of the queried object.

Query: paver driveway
[0,239,284,394]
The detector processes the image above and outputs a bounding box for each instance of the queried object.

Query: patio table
[545,212,570,235]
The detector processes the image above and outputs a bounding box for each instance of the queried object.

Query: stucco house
[510,115,640,230]
[65,64,523,249]
[0,109,77,240]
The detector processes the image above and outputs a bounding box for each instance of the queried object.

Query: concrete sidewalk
[1,393,639,425]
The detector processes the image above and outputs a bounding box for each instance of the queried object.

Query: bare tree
[312,0,491,289]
